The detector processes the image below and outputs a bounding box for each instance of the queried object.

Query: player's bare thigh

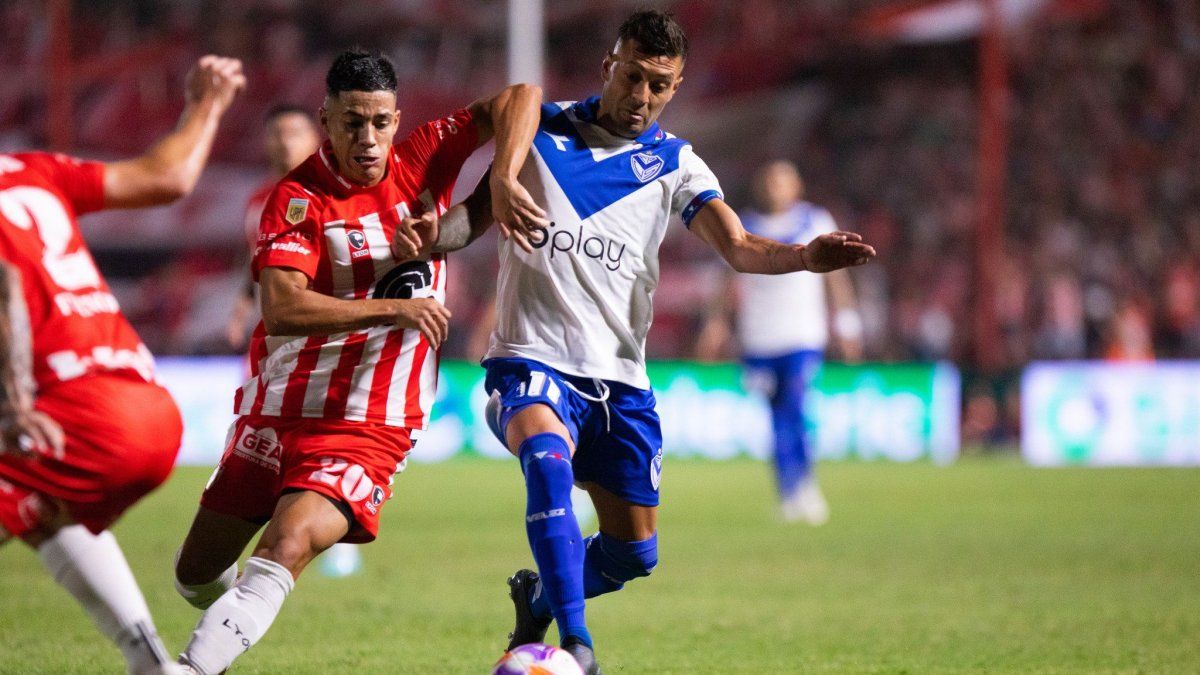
[504,404,577,457]
[250,490,350,578]
[176,505,262,585]
[583,481,657,541]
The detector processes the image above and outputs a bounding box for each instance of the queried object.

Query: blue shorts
[483,357,663,507]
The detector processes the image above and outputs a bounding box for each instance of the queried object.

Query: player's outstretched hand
[0,408,64,460]
[490,174,549,253]
[801,231,876,273]
[392,212,438,260]
[186,55,246,114]
[394,298,451,348]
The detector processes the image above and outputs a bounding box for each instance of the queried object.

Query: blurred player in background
[225,104,320,349]
[0,56,244,674]
[697,160,863,525]
[429,11,875,673]
[171,50,544,674]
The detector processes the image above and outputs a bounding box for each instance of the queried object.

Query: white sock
[173,548,238,610]
[38,525,174,674]
[180,556,294,675]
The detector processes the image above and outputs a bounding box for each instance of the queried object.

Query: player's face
[320,90,401,187]
[753,161,803,214]
[265,112,320,176]
[597,39,684,138]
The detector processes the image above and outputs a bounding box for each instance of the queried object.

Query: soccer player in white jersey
[170,51,544,674]
[427,10,875,672]
[698,160,864,525]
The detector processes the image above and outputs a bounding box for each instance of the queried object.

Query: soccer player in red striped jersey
[173,51,545,674]
[0,56,245,674]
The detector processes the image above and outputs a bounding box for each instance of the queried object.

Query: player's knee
[519,433,575,502]
[174,547,237,610]
[594,531,658,582]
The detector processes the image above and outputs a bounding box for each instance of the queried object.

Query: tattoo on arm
[0,265,35,416]
[434,169,496,253]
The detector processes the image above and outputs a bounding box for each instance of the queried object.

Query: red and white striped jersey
[233,107,478,429]
[0,153,155,391]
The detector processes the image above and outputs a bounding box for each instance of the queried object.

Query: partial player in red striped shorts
[0,56,245,675]
[173,50,548,674]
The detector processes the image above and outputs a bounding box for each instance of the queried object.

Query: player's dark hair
[617,9,688,60]
[325,50,397,96]
[264,103,313,123]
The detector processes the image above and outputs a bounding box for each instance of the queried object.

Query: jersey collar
[572,96,666,145]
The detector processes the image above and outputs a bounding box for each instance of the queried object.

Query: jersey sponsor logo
[372,260,431,299]
[285,198,309,224]
[527,508,567,523]
[366,485,386,515]
[630,152,665,183]
[529,222,627,271]
[46,345,154,382]
[650,447,663,491]
[54,290,120,317]
[434,115,460,139]
[232,425,283,472]
[268,240,311,255]
[346,229,372,259]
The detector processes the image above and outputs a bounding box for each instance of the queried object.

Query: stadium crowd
[2,2,1197,374]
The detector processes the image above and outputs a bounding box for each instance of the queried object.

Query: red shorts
[200,415,413,544]
[0,375,182,539]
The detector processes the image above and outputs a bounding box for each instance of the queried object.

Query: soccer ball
[491,643,584,675]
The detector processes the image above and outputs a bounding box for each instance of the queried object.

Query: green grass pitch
[1,457,1198,673]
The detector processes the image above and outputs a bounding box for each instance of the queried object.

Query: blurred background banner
[1022,361,1200,466]
[810,363,961,465]
[158,358,961,466]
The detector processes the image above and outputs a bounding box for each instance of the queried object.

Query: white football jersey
[735,202,836,357]
[485,98,723,389]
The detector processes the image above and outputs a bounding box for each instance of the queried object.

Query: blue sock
[519,433,590,646]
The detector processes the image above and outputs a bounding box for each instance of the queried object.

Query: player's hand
[490,174,549,253]
[0,408,64,460]
[186,55,246,114]
[800,232,876,273]
[393,298,451,348]
[392,212,438,260]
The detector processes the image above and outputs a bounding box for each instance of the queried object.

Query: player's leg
[179,490,349,674]
[180,420,409,673]
[174,506,262,609]
[0,379,184,674]
[484,359,592,652]
[580,482,658,598]
[768,354,807,502]
[504,404,593,649]
[778,350,828,524]
[1,494,180,675]
[174,417,279,611]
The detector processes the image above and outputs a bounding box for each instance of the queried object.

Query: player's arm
[467,84,549,251]
[0,264,63,458]
[694,268,737,362]
[392,169,497,257]
[259,267,451,347]
[826,270,864,361]
[102,56,245,209]
[689,199,876,274]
